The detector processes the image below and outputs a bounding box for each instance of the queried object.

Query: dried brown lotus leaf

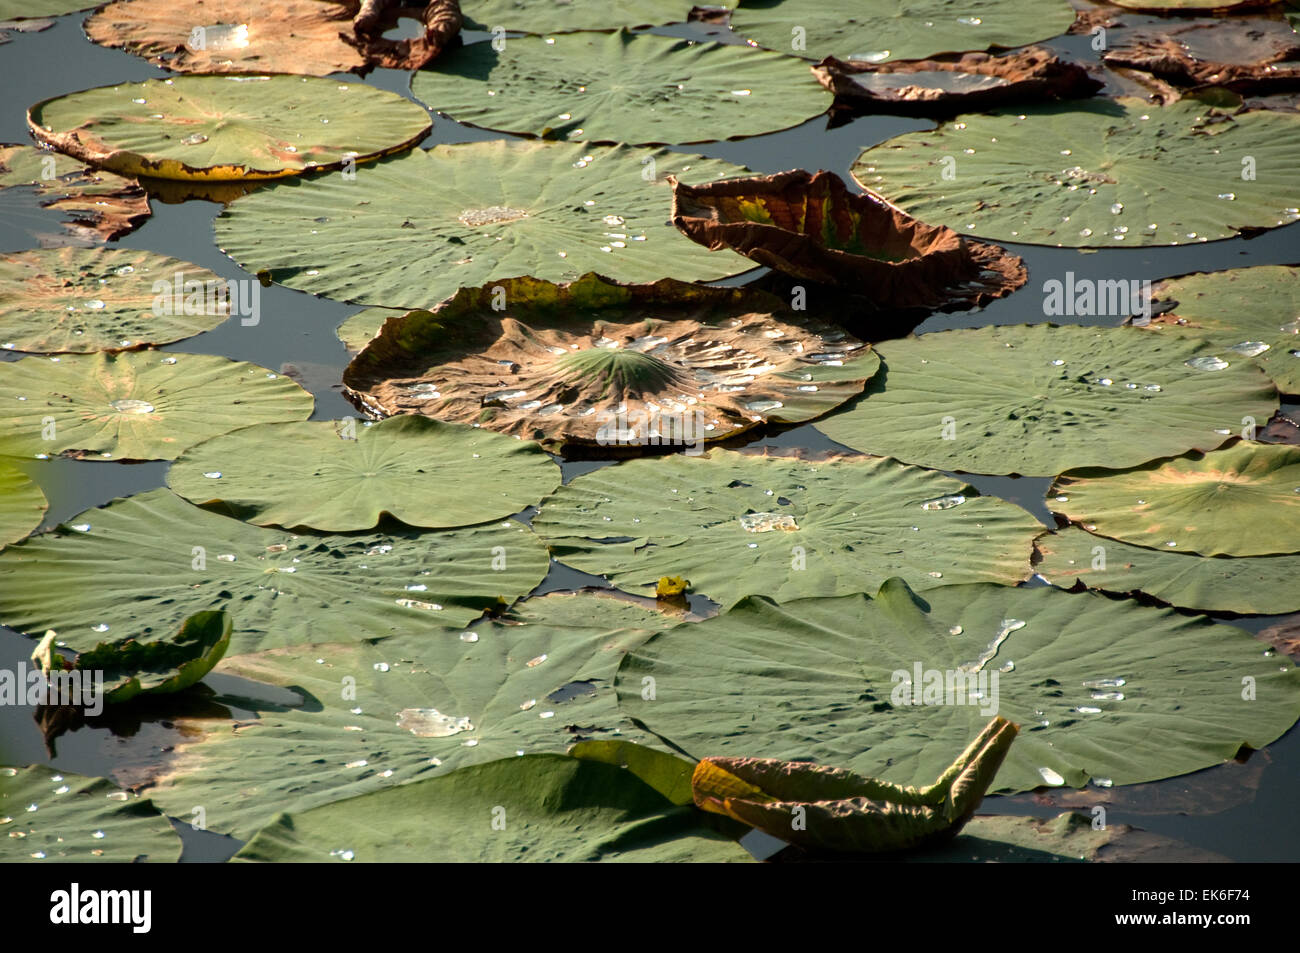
[1103,18,1300,93]
[670,170,1026,311]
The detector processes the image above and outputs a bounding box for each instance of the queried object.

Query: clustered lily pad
[1102,18,1300,94]
[812,47,1101,116]
[0,488,550,655]
[670,169,1027,309]
[410,30,831,145]
[86,0,463,75]
[213,141,754,309]
[0,459,46,546]
[168,416,560,531]
[1049,443,1300,557]
[0,246,228,353]
[33,609,232,705]
[29,75,432,181]
[616,578,1300,792]
[814,324,1279,477]
[0,765,181,863]
[0,350,314,461]
[1035,526,1300,615]
[532,448,1042,607]
[1131,265,1300,395]
[0,143,150,244]
[728,0,1077,64]
[141,611,662,839]
[342,273,878,448]
[852,98,1300,247]
[460,0,690,34]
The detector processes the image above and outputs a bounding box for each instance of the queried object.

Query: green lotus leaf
[233,754,751,862]
[531,448,1041,608]
[1109,0,1265,8]
[1035,526,1300,615]
[0,247,228,353]
[0,350,314,462]
[1133,265,1300,396]
[729,0,1076,63]
[0,143,151,245]
[144,618,661,839]
[814,324,1279,477]
[693,715,1018,853]
[0,0,96,19]
[214,140,754,309]
[410,31,831,145]
[505,588,694,631]
[0,765,180,862]
[616,578,1300,792]
[0,459,46,547]
[28,75,431,181]
[168,416,561,531]
[341,273,877,448]
[851,98,1300,247]
[337,305,407,352]
[461,0,690,34]
[50,609,233,705]
[1050,443,1300,557]
[568,740,697,805]
[0,488,550,655]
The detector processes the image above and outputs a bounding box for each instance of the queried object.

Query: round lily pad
[461,0,690,34]
[410,31,831,145]
[1134,265,1300,396]
[851,98,1300,247]
[0,765,181,863]
[85,0,368,76]
[28,75,432,181]
[1035,526,1300,615]
[342,273,878,448]
[214,140,755,308]
[814,324,1279,477]
[532,448,1041,608]
[0,247,227,353]
[169,416,561,531]
[0,143,151,245]
[0,459,46,547]
[233,754,749,862]
[0,488,551,656]
[142,617,662,839]
[730,0,1076,63]
[616,578,1300,792]
[0,350,314,462]
[1050,443,1300,557]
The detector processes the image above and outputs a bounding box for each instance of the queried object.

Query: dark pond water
[0,12,1297,862]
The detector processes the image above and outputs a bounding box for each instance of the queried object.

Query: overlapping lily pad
[851,98,1300,247]
[670,170,1026,309]
[1035,526,1300,615]
[1049,443,1300,557]
[461,0,689,34]
[0,459,46,546]
[616,578,1300,792]
[1103,18,1300,94]
[28,75,432,181]
[0,144,150,244]
[729,0,1076,63]
[142,617,661,839]
[0,247,228,353]
[813,48,1101,116]
[342,274,878,448]
[410,30,831,145]
[532,448,1041,607]
[814,324,1279,477]
[233,754,750,862]
[0,488,551,655]
[337,305,406,352]
[0,350,314,461]
[168,416,560,531]
[1132,265,1300,395]
[214,141,754,308]
[0,765,181,863]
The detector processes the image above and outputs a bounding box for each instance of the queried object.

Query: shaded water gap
[0,7,1296,863]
